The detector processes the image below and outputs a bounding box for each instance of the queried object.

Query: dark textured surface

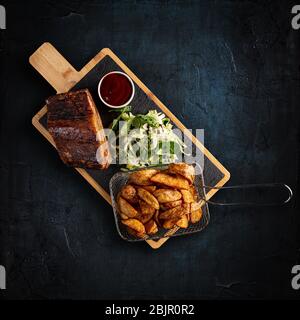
[0,0,299,299]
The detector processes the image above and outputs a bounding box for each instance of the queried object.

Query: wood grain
[30,43,230,249]
[29,43,81,93]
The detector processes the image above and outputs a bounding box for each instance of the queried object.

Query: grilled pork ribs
[47,89,110,169]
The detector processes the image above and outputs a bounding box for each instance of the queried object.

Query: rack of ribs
[47,89,110,169]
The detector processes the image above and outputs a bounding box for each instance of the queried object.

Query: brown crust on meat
[47,89,110,169]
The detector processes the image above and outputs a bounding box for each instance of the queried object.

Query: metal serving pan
[109,165,210,242]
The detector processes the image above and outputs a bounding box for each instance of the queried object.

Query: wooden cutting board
[30,42,230,249]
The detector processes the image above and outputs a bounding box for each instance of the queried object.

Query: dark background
[0,0,299,299]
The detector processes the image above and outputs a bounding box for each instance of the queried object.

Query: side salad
[110,106,187,170]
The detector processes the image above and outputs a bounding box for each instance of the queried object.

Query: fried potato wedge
[163,218,179,229]
[145,220,158,235]
[136,214,154,224]
[126,226,146,239]
[159,206,187,220]
[139,185,157,193]
[168,163,195,184]
[150,173,190,190]
[137,188,160,210]
[139,200,156,215]
[120,185,138,204]
[118,197,138,218]
[120,213,129,220]
[191,200,204,212]
[176,215,189,228]
[190,208,203,224]
[186,212,190,222]
[129,169,159,186]
[133,199,156,224]
[116,163,203,239]
[154,210,162,227]
[189,186,198,202]
[153,189,182,203]
[182,203,191,213]
[122,218,146,234]
[180,189,194,203]
[160,200,182,211]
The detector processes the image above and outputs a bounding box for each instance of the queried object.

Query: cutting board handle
[29,42,81,93]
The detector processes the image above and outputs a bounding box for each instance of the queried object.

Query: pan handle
[199,183,293,207]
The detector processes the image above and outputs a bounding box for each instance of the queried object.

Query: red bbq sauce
[100,73,133,107]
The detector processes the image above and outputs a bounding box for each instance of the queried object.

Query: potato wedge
[145,220,158,235]
[126,226,146,239]
[153,189,182,203]
[160,200,182,211]
[120,185,138,204]
[189,185,199,202]
[150,173,190,190]
[163,218,179,229]
[120,213,129,220]
[186,211,190,222]
[176,215,189,228]
[118,197,138,218]
[129,169,159,186]
[190,208,203,224]
[154,210,162,227]
[139,200,156,215]
[182,203,191,213]
[182,204,191,222]
[159,206,187,220]
[180,189,194,203]
[136,212,155,224]
[137,188,160,210]
[122,218,146,234]
[168,163,195,184]
[140,185,157,193]
[191,200,204,212]
[116,163,203,238]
